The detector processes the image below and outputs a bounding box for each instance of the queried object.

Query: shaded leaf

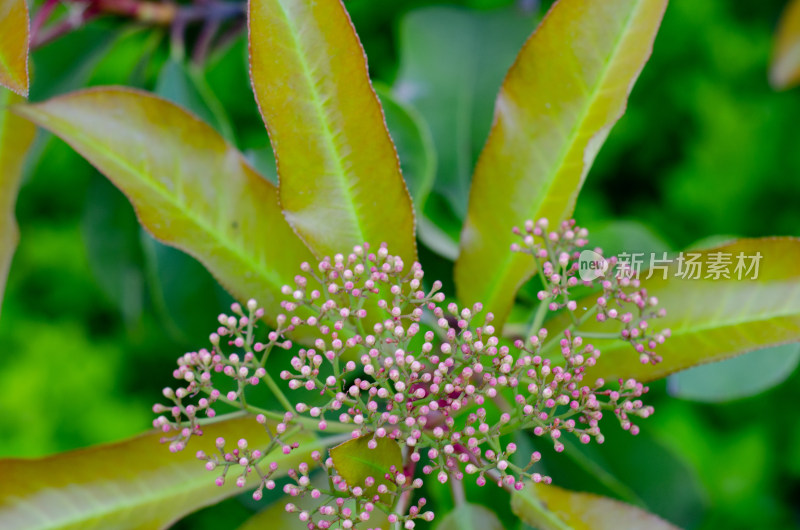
[394,6,536,217]
[329,435,402,502]
[455,0,668,328]
[0,89,36,318]
[375,85,436,212]
[511,482,679,530]
[13,87,314,329]
[0,0,29,96]
[539,426,706,527]
[560,238,800,382]
[435,503,503,530]
[140,230,232,343]
[155,58,219,132]
[0,416,317,529]
[770,0,800,90]
[82,175,145,328]
[668,343,800,402]
[249,0,416,263]
[586,220,672,258]
[418,216,460,261]
[155,58,235,141]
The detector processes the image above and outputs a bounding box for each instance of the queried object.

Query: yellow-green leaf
[329,434,402,503]
[13,87,314,328]
[0,88,35,318]
[248,0,417,263]
[0,0,29,96]
[455,0,668,328]
[558,238,800,382]
[0,417,317,529]
[770,0,800,90]
[511,482,678,530]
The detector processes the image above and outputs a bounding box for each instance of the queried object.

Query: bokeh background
[2,0,800,528]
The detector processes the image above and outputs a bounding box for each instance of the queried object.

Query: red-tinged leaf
[0,0,29,96]
[12,87,314,329]
[455,0,668,328]
[0,88,36,318]
[553,238,800,382]
[770,0,800,90]
[248,0,417,264]
[0,417,318,529]
[511,482,679,530]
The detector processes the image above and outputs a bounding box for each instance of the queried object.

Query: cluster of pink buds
[512,218,670,364]
[153,219,668,528]
[278,450,433,529]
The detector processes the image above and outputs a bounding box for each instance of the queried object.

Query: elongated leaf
[13,88,314,328]
[561,238,800,382]
[0,89,36,318]
[248,0,416,263]
[511,482,678,530]
[668,343,800,402]
[455,0,668,328]
[394,7,536,217]
[0,0,28,96]
[435,503,503,530]
[0,417,317,529]
[770,0,800,90]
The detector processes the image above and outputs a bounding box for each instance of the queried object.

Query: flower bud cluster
[512,218,669,364]
[153,300,291,452]
[278,450,432,529]
[153,221,669,527]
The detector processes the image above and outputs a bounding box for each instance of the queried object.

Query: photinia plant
[1,0,799,528]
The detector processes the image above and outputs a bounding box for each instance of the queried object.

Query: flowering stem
[392,448,417,530]
[528,297,550,338]
[262,371,294,413]
[574,331,619,339]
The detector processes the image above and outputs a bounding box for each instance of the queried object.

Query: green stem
[262,371,295,413]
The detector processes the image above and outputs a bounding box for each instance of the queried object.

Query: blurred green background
[2,0,800,528]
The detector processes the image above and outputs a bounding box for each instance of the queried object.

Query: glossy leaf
[0,416,317,529]
[562,238,800,382]
[0,89,36,318]
[13,88,314,328]
[249,0,416,263]
[329,435,402,502]
[455,0,668,328]
[394,7,536,217]
[668,343,800,402]
[511,482,679,530]
[770,0,800,90]
[0,0,29,96]
[435,503,503,530]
